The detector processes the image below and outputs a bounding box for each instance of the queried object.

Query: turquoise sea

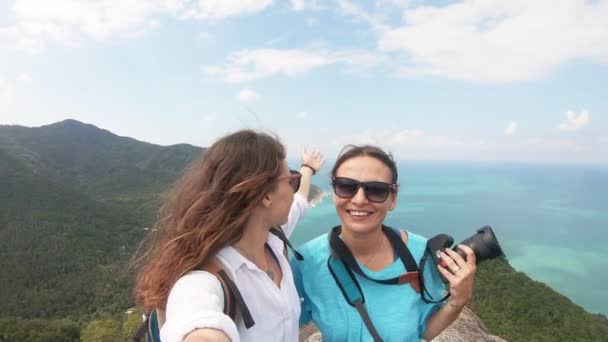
[289,161,608,316]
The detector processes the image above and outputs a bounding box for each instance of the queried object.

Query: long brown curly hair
[134,130,286,310]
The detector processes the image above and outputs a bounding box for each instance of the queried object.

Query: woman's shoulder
[391,227,429,260]
[403,230,428,246]
[297,233,331,262]
[168,270,223,299]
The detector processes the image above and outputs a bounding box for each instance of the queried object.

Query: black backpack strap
[132,309,161,342]
[206,259,255,329]
[132,312,149,342]
[327,256,383,342]
[354,301,383,342]
[384,226,418,272]
[329,225,420,291]
[269,226,303,260]
[217,269,255,328]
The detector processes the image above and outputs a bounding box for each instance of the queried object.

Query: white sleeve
[281,192,309,238]
[160,271,240,342]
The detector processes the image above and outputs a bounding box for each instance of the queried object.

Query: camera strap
[329,225,421,289]
[418,250,451,304]
[327,225,422,342]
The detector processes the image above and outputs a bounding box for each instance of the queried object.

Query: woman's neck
[233,216,270,262]
[340,225,386,259]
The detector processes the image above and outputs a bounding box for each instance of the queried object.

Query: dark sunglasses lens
[364,183,391,202]
[289,170,301,192]
[333,178,359,198]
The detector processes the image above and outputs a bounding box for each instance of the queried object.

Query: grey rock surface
[300,307,507,342]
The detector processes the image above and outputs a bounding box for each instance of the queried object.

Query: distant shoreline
[308,188,327,208]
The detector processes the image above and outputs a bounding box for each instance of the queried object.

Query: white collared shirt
[160,193,308,342]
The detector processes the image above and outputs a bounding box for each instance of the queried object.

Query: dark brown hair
[331,144,398,184]
[134,130,285,310]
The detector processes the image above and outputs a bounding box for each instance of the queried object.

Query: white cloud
[205,48,388,82]
[377,0,608,82]
[376,0,410,7]
[291,0,323,11]
[16,73,32,83]
[296,111,308,119]
[337,0,386,31]
[181,0,273,19]
[505,121,518,136]
[1,0,273,53]
[558,110,590,131]
[238,88,259,102]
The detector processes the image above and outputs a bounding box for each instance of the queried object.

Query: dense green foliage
[0,318,80,342]
[0,150,139,318]
[0,312,142,342]
[0,120,202,339]
[1,120,606,340]
[472,258,608,341]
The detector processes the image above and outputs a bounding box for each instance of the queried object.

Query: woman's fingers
[438,251,462,275]
[437,263,456,282]
[443,248,467,268]
[456,244,477,266]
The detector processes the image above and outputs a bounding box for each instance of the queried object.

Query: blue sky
[1,0,607,163]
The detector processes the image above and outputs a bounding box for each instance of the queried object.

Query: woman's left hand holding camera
[437,244,477,309]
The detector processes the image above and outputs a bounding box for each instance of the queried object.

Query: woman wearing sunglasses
[292,145,476,341]
[135,129,324,342]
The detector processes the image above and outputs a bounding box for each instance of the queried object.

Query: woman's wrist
[447,298,469,310]
[300,163,317,175]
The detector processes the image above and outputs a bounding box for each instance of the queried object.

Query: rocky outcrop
[430,307,506,342]
[308,184,326,206]
[300,307,506,341]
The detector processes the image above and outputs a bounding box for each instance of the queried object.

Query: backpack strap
[133,313,150,342]
[133,229,299,342]
[327,256,383,342]
[133,310,161,342]
[269,226,303,260]
[205,258,255,329]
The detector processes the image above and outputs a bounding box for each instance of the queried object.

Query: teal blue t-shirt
[291,230,446,342]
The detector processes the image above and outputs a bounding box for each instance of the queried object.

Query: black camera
[427,226,505,274]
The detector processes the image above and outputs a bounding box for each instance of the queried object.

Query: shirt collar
[216,234,284,272]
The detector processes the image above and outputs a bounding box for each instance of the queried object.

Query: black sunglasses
[279,170,302,193]
[332,177,397,203]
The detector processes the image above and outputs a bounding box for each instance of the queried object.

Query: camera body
[426,226,505,283]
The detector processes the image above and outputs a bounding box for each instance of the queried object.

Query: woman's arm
[296,148,324,200]
[423,245,477,340]
[161,272,239,342]
[184,328,231,342]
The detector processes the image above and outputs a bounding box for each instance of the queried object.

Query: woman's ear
[262,193,272,208]
[388,194,397,211]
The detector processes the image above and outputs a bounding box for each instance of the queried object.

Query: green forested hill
[1,120,606,341]
[0,120,201,323]
[0,119,202,219]
[473,258,608,341]
[0,149,139,318]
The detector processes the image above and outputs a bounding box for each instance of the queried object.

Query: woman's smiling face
[333,155,397,235]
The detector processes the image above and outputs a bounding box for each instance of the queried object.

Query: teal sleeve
[418,256,447,337]
[290,256,312,325]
